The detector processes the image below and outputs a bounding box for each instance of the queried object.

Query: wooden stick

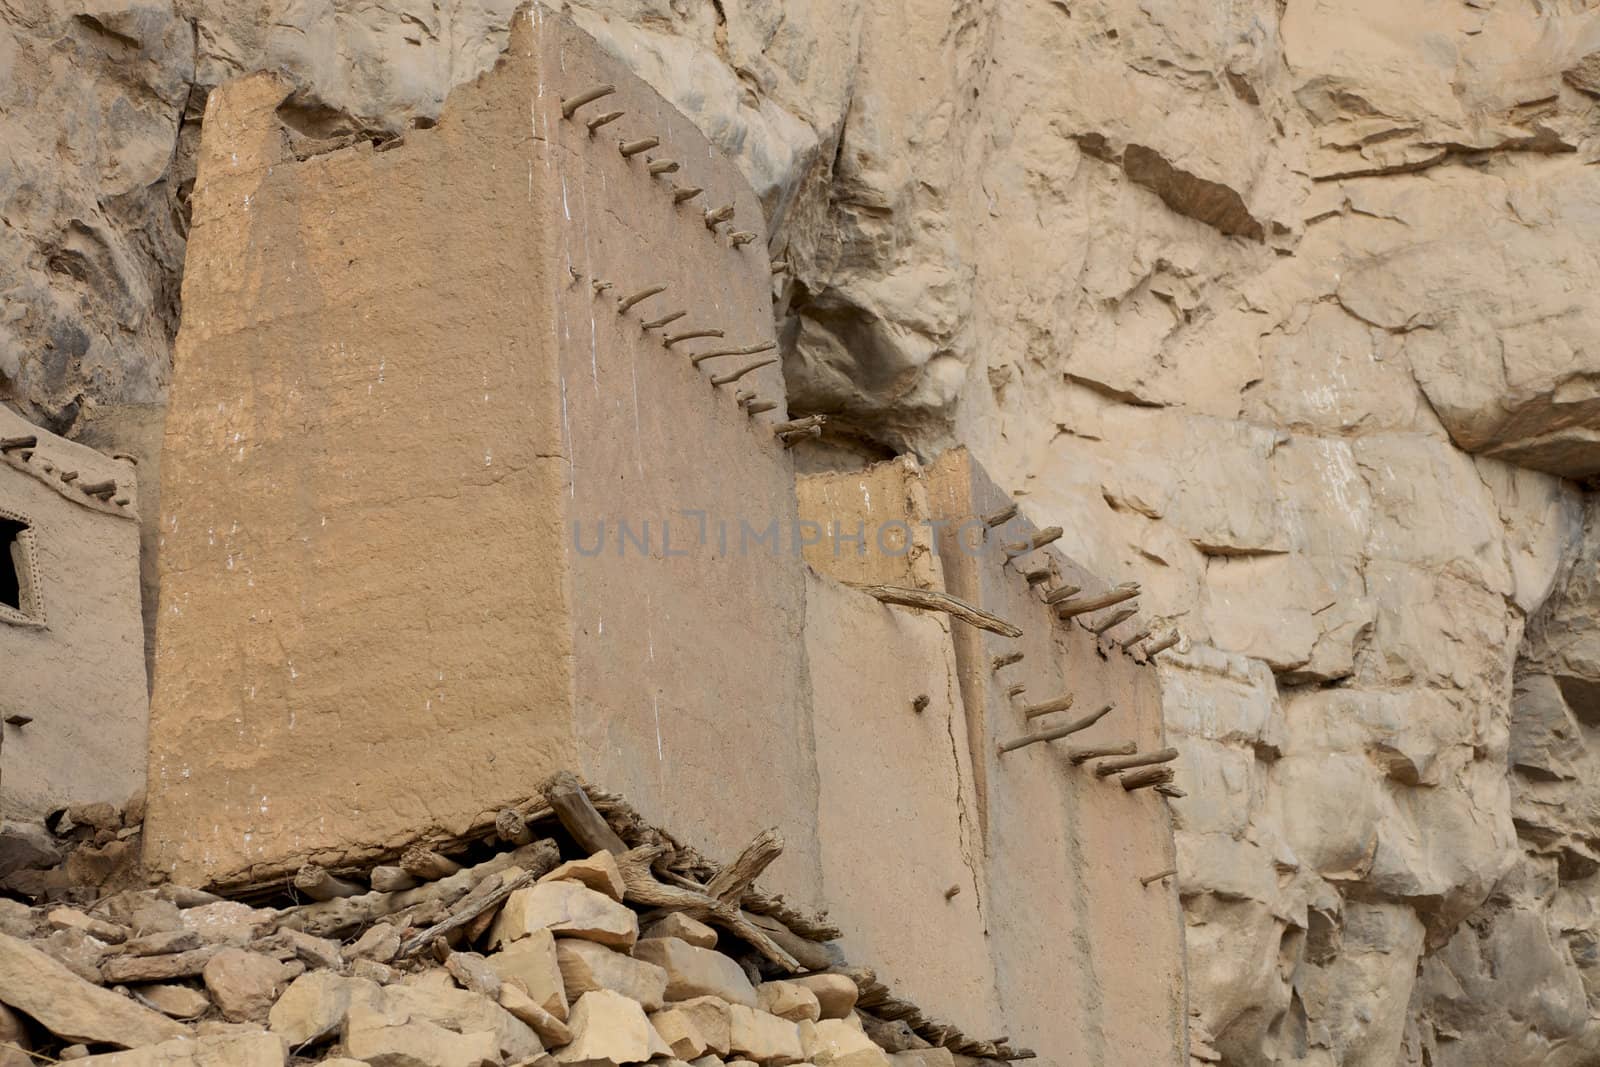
[619,136,660,157]
[673,186,703,203]
[401,846,462,882]
[1140,867,1177,886]
[642,310,687,330]
[1156,785,1187,798]
[854,585,1023,638]
[1005,684,1026,698]
[369,866,419,893]
[983,504,1018,527]
[1121,628,1151,650]
[710,358,776,386]
[0,436,36,452]
[992,651,1024,671]
[772,415,825,435]
[59,470,79,483]
[1055,583,1139,619]
[1121,766,1176,791]
[996,703,1115,755]
[1024,568,1053,586]
[1022,693,1074,720]
[495,809,533,845]
[944,885,960,900]
[613,831,801,971]
[1090,606,1137,635]
[396,867,534,958]
[617,285,667,313]
[704,204,735,229]
[745,401,778,415]
[1094,747,1178,777]
[729,231,757,247]
[1067,740,1136,764]
[1144,632,1181,657]
[591,279,613,294]
[648,159,679,175]
[1004,527,1063,557]
[771,259,788,274]
[561,84,616,118]
[663,328,724,347]
[293,864,365,901]
[545,771,629,856]
[585,110,623,133]
[782,426,820,448]
[278,840,558,940]
[692,341,775,366]
[79,479,117,497]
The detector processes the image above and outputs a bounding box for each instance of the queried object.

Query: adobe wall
[528,9,821,904]
[145,7,824,898]
[800,450,1188,1062]
[0,406,146,819]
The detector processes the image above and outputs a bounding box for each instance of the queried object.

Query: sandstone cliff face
[7,0,1600,1062]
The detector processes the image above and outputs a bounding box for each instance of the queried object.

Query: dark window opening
[0,518,26,613]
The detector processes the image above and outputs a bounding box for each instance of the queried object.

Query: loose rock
[633,937,757,1007]
[490,882,639,950]
[557,938,668,1010]
[538,852,626,902]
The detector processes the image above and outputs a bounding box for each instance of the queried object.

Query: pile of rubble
[0,774,1030,1066]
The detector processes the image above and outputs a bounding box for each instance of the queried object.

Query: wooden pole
[983,504,1018,527]
[648,159,679,175]
[617,285,667,313]
[294,865,365,901]
[619,136,660,157]
[545,771,630,856]
[710,358,777,386]
[1156,785,1187,798]
[692,341,776,366]
[1066,740,1136,765]
[400,846,462,882]
[1140,867,1177,886]
[1090,606,1137,635]
[673,186,704,203]
[704,204,736,229]
[642,310,687,330]
[854,584,1023,638]
[729,231,758,247]
[1043,584,1083,605]
[772,415,826,435]
[586,110,623,133]
[663,328,724,348]
[1055,583,1139,619]
[1094,747,1178,777]
[1022,693,1074,720]
[1144,632,1181,657]
[1121,766,1176,790]
[745,400,778,415]
[1004,527,1062,558]
[0,436,37,452]
[992,651,1024,671]
[369,866,419,893]
[1024,568,1053,586]
[560,84,616,118]
[996,703,1115,755]
[495,809,533,846]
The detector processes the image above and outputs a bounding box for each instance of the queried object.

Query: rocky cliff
[6,0,1600,1062]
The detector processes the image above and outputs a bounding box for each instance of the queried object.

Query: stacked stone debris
[0,774,1029,1066]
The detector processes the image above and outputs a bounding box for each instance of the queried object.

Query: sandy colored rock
[538,852,625,902]
[726,1004,803,1066]
[178,902,274,947]
[651,1005,712,1060]
[556,939,667,1010]
[349,922,402,962]
[269,972,386,1045]
[755,982,820,1023]
[826,1052,893,1067]
[69,1032,287,1065]
[260,929,342,970]
[656,997,733,1058]
[887,1052,954,1067]
[786,976,857,1021]
[122,931,202,958]
[350,959,399,985]
[344,1015,499,1067]
[499,982,572,1046]
[555,989,664,1065]
[0,931,185,1047]
[379,982,543,1063]
[490,883,638,951]
[48,908,128,944]
[102,947,218,984]
[799,1020,881,1064]
[486,930,568,1020]
[202,948,289,1023]
[132,983,212,1020]
[632,938,756,1007]
[445,952,502,998]
[639,913,718,949]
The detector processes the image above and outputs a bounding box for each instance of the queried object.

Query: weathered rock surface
[14,0,1600,1060]
[0,932,186,1047]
